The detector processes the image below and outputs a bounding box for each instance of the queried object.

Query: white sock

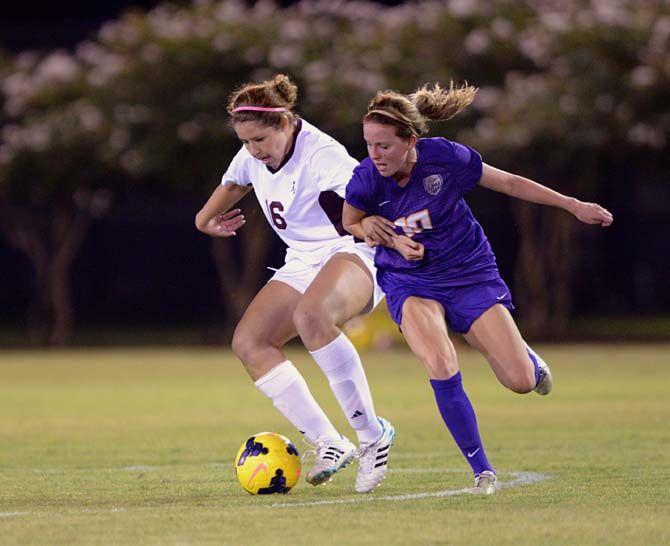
[310,333,383,444]
[254,360,340,444]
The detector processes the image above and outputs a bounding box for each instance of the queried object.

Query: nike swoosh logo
[496,293,507,300]
[467,448,480,458]
[247,462,268,485]
[378,200,391,206]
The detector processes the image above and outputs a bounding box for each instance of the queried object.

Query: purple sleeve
[450,141,483,193]
[345,165,376,214]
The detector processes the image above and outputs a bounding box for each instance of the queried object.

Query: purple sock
[430,372,494,476]
[527,349,541,387]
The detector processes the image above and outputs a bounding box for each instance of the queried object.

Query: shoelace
[300,437,350,466]
[356,444,377,473]
[300,436,316,465]
[357,424,392,474]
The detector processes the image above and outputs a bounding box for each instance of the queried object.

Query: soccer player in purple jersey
[343,82,613,494]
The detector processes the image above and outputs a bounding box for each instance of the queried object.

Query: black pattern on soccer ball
[257,469,291,494]
[236,437,269,466]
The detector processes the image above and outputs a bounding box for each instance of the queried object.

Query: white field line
[0,472,547,518]
[0,507,128,519]
[0,512,30,518]
[271,471,549,508]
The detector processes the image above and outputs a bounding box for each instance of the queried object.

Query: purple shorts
[384,277,515,334]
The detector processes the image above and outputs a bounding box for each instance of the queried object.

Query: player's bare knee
[504,363,536,394]
[421,351,459,380]
[506,382,533,394]
[231,327,258,364]
[293,301,329,341]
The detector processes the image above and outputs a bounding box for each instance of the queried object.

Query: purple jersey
[345,137,500,288]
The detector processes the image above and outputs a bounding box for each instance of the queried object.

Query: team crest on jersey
[423,174,443,195]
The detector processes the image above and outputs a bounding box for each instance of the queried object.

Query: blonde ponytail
[363,81,476,138]
[410,82,477,122]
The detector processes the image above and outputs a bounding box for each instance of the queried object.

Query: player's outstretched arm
[479,164,613,227]
[195,182,252,237]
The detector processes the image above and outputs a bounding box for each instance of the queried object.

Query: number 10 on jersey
[394,208,432,236]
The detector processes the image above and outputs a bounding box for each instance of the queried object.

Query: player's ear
[279,114,290,131]
[407,135,418,149]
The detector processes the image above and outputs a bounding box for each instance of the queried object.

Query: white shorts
[269,241,384,314]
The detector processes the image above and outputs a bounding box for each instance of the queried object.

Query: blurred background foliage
[1,0,669,346]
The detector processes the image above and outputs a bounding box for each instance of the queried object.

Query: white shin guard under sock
[310,333,383,444]
[254,360,339,444]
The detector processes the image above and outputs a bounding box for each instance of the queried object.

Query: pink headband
[232,106,288,113]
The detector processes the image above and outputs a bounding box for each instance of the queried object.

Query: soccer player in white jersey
[195,74,394,493]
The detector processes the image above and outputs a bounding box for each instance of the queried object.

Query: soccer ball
[234,432,301,495]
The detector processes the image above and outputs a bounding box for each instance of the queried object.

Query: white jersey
[221,119,359,265]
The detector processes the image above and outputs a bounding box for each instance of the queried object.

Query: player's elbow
[342,221,356,236]
[341,215,361,237]
[194,211,207,232]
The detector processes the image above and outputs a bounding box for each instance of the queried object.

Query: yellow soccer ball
[234,432,301,495]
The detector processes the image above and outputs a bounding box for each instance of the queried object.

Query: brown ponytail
[227,73,299,128]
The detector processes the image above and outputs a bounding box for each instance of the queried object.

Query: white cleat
[528,345,553,395]
[355,417,396,493]
[470,470,497,495]
[305,435,356,486]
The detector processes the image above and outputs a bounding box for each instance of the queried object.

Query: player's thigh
[233,280,301,351]
[300,252,375,325]
[401,297,458,379]
[463,304,533,386]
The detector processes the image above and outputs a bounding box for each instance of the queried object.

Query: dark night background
[0,0,416,340]
[1,1,161,52]
[1,1,405,51]
[0,0,667,343]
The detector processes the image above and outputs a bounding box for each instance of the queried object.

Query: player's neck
[393,147,417,187]
[269,122,298,170]
[283,123,298,165]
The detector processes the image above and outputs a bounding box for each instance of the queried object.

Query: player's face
[363,122,416,180]
[234,120,294,169]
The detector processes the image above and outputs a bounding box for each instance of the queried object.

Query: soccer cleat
[304,435,356,486]
[470,470,497,495]
[355,417,396,493]
[528,345,553,395]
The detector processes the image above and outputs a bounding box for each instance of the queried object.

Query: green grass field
[1,344,668,545]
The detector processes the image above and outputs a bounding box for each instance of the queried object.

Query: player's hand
[570,200,614,227]
[200,209,246,237]
[361,215,397,246]
[393,235,424,261]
